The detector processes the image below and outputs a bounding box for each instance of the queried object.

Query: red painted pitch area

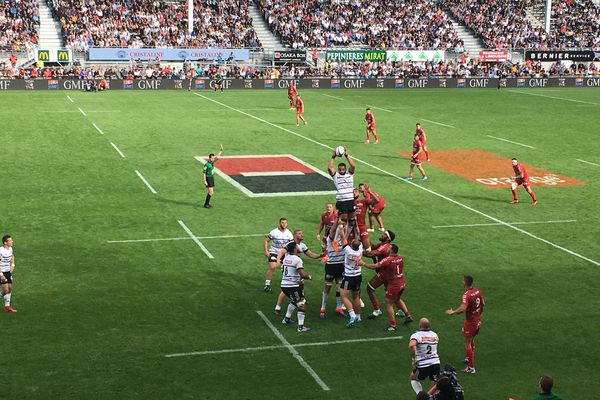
[203,156,316,175]
[400,149,585,188]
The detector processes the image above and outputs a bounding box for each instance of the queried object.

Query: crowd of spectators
[0,0,39,50]
[257,0,464,50]
[45,0,261,51]
[444,0,599,50]
[3,58,598,80]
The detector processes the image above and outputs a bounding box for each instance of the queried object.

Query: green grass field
[2,87,600,399]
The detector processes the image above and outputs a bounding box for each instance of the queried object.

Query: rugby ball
[335,146,346,157]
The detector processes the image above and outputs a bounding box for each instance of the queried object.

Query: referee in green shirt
[203,144,223,208]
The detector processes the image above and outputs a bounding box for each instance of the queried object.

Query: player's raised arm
[216,144,224,159]
[317,218,325,241]
[345,149,356,174]
[328,218,339,241]
[337,221,348,247]
[276,247,288,264]
[327,149,337,176]
[358,259,383,269]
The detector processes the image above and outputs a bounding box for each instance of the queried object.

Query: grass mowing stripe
[432,220,577,229]
[110,142,126,158]
[164,336,404,358]
[486,135,535,149]
[256,311,330,391]
[134,170,157,194]
[576,159,600,167]
[508,89,600,106]
[177,220,214,259]
[195,92,600,267]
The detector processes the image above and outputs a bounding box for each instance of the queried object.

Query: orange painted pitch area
[399,149,585,188]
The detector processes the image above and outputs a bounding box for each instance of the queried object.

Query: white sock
[265,280,271,286]
[4,293,10,306]
[411,380,423,394]
[274,304,281,311]
[321,292,328,310]
[356,313,361,320]
[359,298,365,307]
[348,309,356,319]
[285,303,296,318]
[297,311,305,326]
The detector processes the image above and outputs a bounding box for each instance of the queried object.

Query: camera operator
[416,364,464,400]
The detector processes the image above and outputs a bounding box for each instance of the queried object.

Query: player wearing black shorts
[214,72,224,92]
[327,148,356,223]
[202,144,223,208]
[320,218,346,318]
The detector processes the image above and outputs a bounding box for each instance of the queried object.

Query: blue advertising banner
[88,48,250,61]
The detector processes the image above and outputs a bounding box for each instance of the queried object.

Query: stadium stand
[444,0,600,49]
[0,0,40,49]
[45,0,262,50]
[256,0,464,50]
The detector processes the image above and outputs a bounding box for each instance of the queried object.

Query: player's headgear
[391,244,399,254]
[385,230,395,242]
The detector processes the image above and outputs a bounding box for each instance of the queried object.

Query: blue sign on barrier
[88,48,250,61]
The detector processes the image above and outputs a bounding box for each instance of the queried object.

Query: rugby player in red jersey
[360,244,412,330]
[358,183,386,232]
[416,123,430,161]
[288,83,297,109]
[365,108,379,144]
[446,275,485,374]
[316,203,337,249]
[406,133,428,181]
[352,187,376,251]
[362,230,395,319]
[510,158,537,205]
[295,95,307,126]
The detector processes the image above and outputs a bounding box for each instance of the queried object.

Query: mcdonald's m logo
[38,50,50,61]
[57,50,69,62]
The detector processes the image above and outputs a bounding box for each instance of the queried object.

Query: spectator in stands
[532,374,561,400]
[0,0,39,50]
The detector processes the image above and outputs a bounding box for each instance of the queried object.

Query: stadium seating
[256,0,463,50]
[550,0,600,49]
[0,0,39,49]
[45,0,262,50]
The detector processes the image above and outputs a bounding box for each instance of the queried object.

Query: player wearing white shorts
[263,218,293,292]
[0,235,16,312]
[409,317,441,394]
[280,242,313,333]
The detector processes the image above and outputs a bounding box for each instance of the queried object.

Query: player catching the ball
[365,108,378,144]
[295,95,307,126]
[288,83,297,110]
[510,158,537,205]
[328,147,356,224]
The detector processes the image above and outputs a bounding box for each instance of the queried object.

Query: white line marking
[486,135,535,149]
[576,159,600,167]
[107,233,266,244]
[177,220,214,259]
[508,90,600,106]
[134,170,157,194]
[66,95,74,103]
[420,118,456,129]
[77,107,87,117]
[92,123,104,135]
[110,142,126,158]
[323,94,344,101]
[39,110,122,113]
[257,311,330,391]
[366,104,392,113]
[432,220,577,229]
[165,335,403,358]
[194,92,600,267]
[240,171,305,177]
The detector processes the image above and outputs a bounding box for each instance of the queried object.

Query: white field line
[92,123,104,135]
[508,90,600,106]
[323,94,344,101]
[40,110,122,113]
[110,142,126,158]
[107,233,266,244]
[177,220,214,259]
[257,311,330,391]
[486,135,535,149]
[165,335,403,358]
[134,170,157,194]
[66,95,74,103]
[366,104,392,113]
[420,118,456,129]
[194,92,600,267]
[576,159,600,167]
[77,107,87,117]
[432,220,577,229]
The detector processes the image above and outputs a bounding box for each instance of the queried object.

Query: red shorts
[296,109,304,115]
[367,123,376,131]
[370,201,386,215]
[289,94,296,100]
[462,320,481,338]
[385,283,405,301]
[420,138,427,146]
[368,273,385,289]
[411,154,423,165]
[516,178,530,187]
